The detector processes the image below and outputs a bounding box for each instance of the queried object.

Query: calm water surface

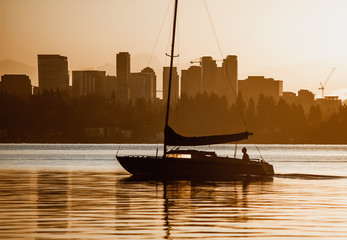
[1,144,347,239]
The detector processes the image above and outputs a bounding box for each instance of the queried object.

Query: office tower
[116,52,130,103]
[163,66,179,107]
[238,76,283,103]
[220,55,238,104]
[129,72,153,103]
[38,54,69,91]
[181,66,201,98]
[201,56,217,94]
[0,74,32,99]
[72,70,106,97]
[141,67,157,100]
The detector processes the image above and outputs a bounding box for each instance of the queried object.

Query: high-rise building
[129,72,153,103]
[180,55,237,104]
[181,66,201,98]
[116,52,130,103]
[38,54,69,92]
[0,74,32,99]
[72,70,106,97]
[201,56,217,94]
[163,66,179,107]
[219,55,238,104]
[238,76,283,103]
[141,67,157,100]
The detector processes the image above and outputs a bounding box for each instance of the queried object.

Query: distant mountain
[0,59,38,86]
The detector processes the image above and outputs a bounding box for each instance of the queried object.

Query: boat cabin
[165,149,217,159]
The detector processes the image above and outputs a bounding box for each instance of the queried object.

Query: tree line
[1,90,347,143]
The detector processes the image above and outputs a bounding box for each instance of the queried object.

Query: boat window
[166,153,191,159]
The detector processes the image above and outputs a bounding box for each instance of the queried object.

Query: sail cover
[165,126,252,146]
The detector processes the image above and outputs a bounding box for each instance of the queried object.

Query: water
[1,144,347,239]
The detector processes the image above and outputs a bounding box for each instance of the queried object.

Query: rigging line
[204,0,248,130]
[204,1,262,160]
[147,0,173,67]
[248,136,265,161]
[203,0,224,59]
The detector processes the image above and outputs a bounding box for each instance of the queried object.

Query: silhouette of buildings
[181,66,201,98]
[218,55,238,105]
[104,75,118,100]
[297,89,315,113]
[141,67,157,100]
[1,50,344,129]
[0,74,32,99]
[72,70,106,97]
[282,89,316,111]
[129,72,153,102]
[163,66,179,107]
[116,52,130,103]
[238,76,283,103]
[298,89,315,102]
[37,54,69,92]
[282,91,297,105]
[317,96,341,120]
[281,89,341,120]
[201,56,217,95]
[71,53,156,103]
[180,55,238,104]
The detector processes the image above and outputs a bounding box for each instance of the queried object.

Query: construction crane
[319,67,335,98]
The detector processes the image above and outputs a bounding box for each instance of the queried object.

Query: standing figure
[242,147,250,161]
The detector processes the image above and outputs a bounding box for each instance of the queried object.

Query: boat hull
[117,156,274,179]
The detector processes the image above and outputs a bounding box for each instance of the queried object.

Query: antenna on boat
[164,0,179,157]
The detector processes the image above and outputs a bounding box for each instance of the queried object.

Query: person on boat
[242,147,250,161]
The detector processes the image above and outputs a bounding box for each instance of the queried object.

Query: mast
[164,0,179,156]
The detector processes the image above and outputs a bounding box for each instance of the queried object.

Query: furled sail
[164,126,252,146]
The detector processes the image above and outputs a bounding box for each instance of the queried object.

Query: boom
[319,67,335,98]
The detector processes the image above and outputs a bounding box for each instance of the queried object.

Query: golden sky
[2,0,347,98]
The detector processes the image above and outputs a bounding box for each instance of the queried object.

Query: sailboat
[117,0,274,179]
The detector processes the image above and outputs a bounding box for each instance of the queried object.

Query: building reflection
[116,177,273,239]
[36,171,118,238]
[36,171,70,233]
[0,169,273,239]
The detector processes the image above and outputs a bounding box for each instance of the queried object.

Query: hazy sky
[2,0,347,97]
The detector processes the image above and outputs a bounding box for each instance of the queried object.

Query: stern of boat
[261,162,275,176]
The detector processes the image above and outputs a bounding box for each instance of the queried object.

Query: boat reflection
[0,169,273,239]
[117,176,273,239]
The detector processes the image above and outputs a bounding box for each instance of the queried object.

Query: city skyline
[0,52,343,103]
[2,0,347,99]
